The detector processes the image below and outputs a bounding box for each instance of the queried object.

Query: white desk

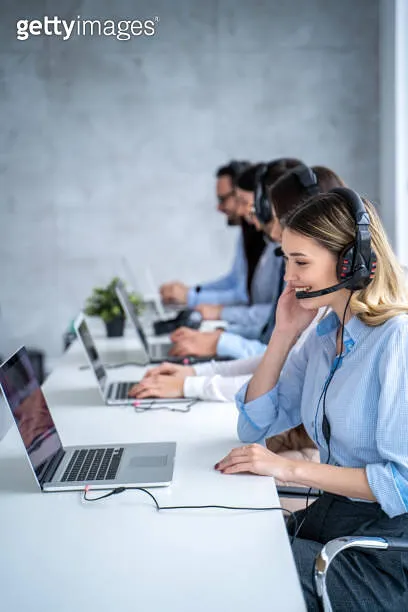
[0,337,306,612]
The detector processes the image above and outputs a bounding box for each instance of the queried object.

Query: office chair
[314,535,408,611]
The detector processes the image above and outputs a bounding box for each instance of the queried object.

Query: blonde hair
[283,193,408,326]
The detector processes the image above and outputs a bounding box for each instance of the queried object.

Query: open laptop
[121,257,166,319]
[73,313,189,406]
[115,280,233,365]
[114,280,196,364]
[0,347,176,491]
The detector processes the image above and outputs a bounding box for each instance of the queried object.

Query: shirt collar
[316,310,370,353]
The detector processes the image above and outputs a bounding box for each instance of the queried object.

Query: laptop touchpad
[129,456,168,468]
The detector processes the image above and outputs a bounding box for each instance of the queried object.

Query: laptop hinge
[39,448,66,487]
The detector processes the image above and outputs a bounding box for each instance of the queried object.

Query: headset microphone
[296,277,359,299]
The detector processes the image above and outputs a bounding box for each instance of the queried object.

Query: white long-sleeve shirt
[182,311,324,402]
[184,356,262,402]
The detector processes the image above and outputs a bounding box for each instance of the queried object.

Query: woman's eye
[295,261,307,266]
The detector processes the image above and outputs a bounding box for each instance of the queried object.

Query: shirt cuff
[193,362,216,376]
[235,382,280,430]
[183,376,206,399]
[366,462,408,518]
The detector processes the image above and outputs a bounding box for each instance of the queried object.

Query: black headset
[296,187,377,299]
[291,164,320,196]
[229,160,250,186]
[254,163,319,226]
[253,164,270,224]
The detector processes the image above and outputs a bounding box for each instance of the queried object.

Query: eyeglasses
[217,190,235,205]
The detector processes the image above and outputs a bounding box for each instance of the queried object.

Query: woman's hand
[128,375,185,399]
[274,282,318,338]
[215,443,295,482]
[141,362,195,381]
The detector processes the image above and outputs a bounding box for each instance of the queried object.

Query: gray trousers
[286,493,408,611]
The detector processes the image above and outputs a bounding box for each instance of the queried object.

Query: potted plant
[84,277,143,337]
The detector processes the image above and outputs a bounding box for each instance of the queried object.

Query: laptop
[114,280,191,363]
[73,313,189,406]
[0,347,176,491]
[115,280,234,365]
[121,257,166,319]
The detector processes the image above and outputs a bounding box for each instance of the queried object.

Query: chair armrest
[314,536,408,611]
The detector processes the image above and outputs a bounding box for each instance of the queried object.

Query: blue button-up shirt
[236,311,408,517]
[187,233,248,308]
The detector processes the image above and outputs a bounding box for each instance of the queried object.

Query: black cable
[82,485,297,530]
[79,362,146,370]
[321,292,352,464]
[133,400,197,413]
[291,293,352,542]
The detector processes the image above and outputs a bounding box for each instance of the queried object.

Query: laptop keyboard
[61,447,124,482]
[150,343,168,360]
[114,381,135,400]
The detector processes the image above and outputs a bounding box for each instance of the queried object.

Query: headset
[229,160,251,186]
[296,187,377,299]
[253,164,270,224]
[254,163,320,226]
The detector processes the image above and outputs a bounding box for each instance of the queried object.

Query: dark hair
[237,159,303,192]
[239,159,303,299]
[241,218,266,303]
[216,160,251,186]
[236,164,264,192]
[264,158,304,188]
[270,165,346,220]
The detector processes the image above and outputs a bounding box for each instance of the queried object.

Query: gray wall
[0,0,379,361]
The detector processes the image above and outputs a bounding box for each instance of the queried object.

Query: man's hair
[216,160,251,186]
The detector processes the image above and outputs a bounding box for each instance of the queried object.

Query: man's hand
[160,282,189,305]
[169,327,222,357]
[195,304,223,320]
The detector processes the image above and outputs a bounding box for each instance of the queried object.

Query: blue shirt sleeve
[234,338,310,443]
[216,332,268,359]
[366,325,408,517]
[221,303,271,330]
[187,234,248,307]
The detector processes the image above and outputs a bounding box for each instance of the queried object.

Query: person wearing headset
[129,165,345,403]
[194,159,302,335]
[165,161,296,359]
[214,189,408,611]
[160,160,261,308]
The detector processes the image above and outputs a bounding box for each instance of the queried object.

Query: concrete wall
[0,0,379,360]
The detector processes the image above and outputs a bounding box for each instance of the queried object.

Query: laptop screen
[115,280,149,353]
[0,347,63,482]
[75,318,107,391]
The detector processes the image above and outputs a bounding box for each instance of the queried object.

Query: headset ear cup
[337,243,375,289]
[337,244,355,283]
[260,194,272,224]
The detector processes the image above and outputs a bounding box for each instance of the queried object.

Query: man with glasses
[160,160,253,308]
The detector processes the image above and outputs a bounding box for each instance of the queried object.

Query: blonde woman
[216,189,408,610]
